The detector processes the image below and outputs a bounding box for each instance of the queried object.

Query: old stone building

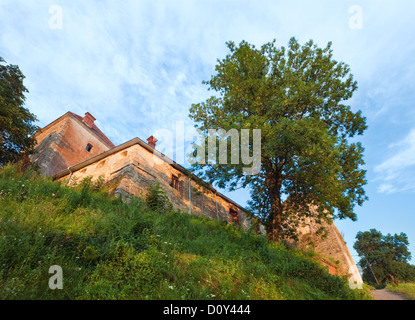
[32,111,362,284]
[31,112,115,176]
[32,111,252,228]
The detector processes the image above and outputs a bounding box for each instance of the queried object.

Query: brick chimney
[82,112,96,128]
[147,136,158,149]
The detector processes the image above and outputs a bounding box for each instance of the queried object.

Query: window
[170,175,183,192]
[86,143,93,152]
[229,208,240,225]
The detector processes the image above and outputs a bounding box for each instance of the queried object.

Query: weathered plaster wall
[31,114,111,176]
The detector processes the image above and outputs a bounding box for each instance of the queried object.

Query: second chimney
[82,112,96,128]
[147,136,158,149]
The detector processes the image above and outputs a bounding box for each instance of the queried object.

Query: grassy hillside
[0,163,372,300]
[387,283,415,300]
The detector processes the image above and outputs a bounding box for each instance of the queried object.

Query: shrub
[145,183,172,213]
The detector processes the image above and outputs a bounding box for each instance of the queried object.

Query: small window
[170,175,183,192]
[86,143,93,152]
[229,208,240,225]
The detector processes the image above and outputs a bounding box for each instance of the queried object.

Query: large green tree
[0,57,38,165]
[189,38,367,241]
[354,229,415,285]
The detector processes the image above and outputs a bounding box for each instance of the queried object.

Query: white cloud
[374,129,415,193]
[1,0,415,168]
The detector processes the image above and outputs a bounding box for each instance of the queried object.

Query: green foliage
[0,164,372,300]
[387,283,415,300]
[0,56,38,165]
[354,229,415,286]
[188,38,367,241]
[81,243,164,299]
[145,182,173,213]
[82,246,101,263]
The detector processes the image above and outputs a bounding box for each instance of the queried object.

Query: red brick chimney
[82,112,96,128]
[147,136,158,149]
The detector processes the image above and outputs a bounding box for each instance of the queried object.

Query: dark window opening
[229,208,240,225]
[86,143,93,152]
[170,175,183,192]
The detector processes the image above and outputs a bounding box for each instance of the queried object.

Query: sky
[1,0,414,265]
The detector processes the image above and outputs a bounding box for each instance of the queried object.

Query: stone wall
[31,113,111,176]
[58,141,252,230]
[289,211,363,282]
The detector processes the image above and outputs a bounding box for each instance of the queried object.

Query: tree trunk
[266,173,283,242]
[363,257,380,286]
[388,274,399,286]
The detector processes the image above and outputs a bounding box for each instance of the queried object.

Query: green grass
[0,163,372,300]
[387,283,415,300]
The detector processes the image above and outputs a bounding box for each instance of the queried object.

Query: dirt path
[371,289,409,300]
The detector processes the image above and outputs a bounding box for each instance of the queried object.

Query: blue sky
[1,0,414,265]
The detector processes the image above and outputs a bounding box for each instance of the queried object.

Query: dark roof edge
[35,111,72,136]
[53,137,250,214]
[68,112,115,149]
[35,112,115,149]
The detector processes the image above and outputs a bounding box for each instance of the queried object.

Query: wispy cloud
[374,129,415,194]
[2,0,415,169]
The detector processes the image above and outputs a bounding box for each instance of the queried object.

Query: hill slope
[0,164,371,300]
